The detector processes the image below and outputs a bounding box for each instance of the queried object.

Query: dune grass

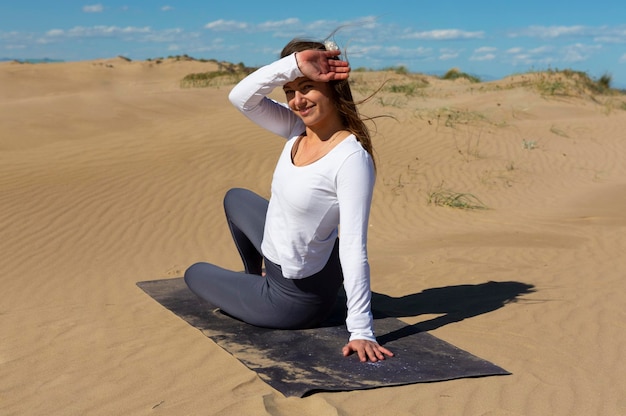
[180,71,241,88]
[417,106,489,128]
[386,80,429,96]
[428,188,488,210]
[180,62,256,88]
[530,69,619,97]
[441,68,481,83]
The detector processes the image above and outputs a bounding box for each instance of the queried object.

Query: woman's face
[283,77,338,129]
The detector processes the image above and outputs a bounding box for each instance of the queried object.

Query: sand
[1,57,625,416]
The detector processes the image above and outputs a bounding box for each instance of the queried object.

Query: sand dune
[1,58,625,415]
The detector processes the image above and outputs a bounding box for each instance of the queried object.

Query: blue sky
[2,1,625,87]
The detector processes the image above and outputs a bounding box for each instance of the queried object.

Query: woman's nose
[293,90,305,105]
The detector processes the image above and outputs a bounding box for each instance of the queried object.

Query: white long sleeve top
[228,53,376,342]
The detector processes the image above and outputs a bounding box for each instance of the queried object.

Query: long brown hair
[280,38,377,170]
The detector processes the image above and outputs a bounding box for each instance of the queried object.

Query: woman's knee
[224,188,267,210]
[184,262,210,287]
[224,188,249,210]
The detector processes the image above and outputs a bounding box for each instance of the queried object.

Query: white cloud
[305,19,338,31]
[46,26,151,38]
[439,47,460,60]
[142,28,184,43]
[510,54,532,64]
[0,30,24,41]
[6,24,193,53]
[470,53,496,61]
[594,27,626,44]
[200,16,380,45]
[190,37,241,55]
[402,29,484,41]
[46,29,65,37]
[509,24,626,44]
[305,17,379,35]
[505,42,601,67]
[507,45,554,66]
[470,46,497,61]
[82,4,104,13]
[258,18,300,30]
[562,43,602,63]
[161,6,174,11]
[529,46,554,54]
[620,53,626,63]
[202,17,374,39]
[439,53,458,60]
[204,20,248,31]
[595,36,624,43]
[391,46,433,58]
[350,16,378,30]
[348,44,434,62]
[509,25,587,39]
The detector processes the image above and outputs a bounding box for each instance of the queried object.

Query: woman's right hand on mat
[342,340,394,363]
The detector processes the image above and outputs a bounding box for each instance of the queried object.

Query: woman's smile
[297,105,315,117]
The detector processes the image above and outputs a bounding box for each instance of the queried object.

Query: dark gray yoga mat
[137,277,515,397]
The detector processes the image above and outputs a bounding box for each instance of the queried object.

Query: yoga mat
[137,278,510,397]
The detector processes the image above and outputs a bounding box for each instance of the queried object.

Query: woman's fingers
[296,50,350,81]
[343,340,394,362]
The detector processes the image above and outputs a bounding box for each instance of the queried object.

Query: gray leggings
[184,188,343,329]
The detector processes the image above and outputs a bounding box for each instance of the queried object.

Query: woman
[185,38,393,363]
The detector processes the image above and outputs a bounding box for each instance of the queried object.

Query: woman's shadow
[326,280,535,344]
